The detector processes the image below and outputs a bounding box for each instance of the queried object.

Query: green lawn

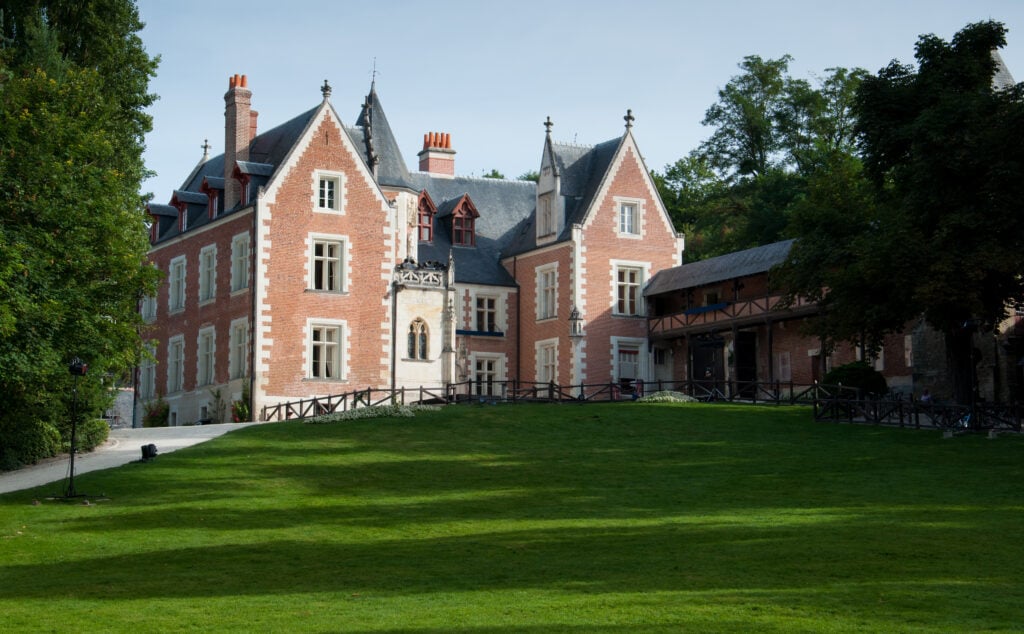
[2,403,1023,632]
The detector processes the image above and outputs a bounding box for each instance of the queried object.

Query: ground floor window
[310,323,343,379]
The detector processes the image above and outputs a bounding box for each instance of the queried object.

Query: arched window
[408,319,428,360]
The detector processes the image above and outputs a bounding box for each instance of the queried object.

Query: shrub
[0,419,61,471]
[232,381,251,422]
[71,418,110,452]
[638,391,698,403]
[143,397,170,427]
[824,361,888,397]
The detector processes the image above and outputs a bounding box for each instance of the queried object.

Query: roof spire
[201,139,210,158]
[624,108,634,129]
[321,79,332,101]
[544,116,553,136]
[371,57,378,91]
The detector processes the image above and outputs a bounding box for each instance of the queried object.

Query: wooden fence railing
[813,397,1024,433]
[261,379,866,422]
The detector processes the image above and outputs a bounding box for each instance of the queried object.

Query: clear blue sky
[136,0,1024,203]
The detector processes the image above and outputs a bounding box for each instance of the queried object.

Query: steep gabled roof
[348,84,413,189]
[503,136,621,257]
[645,239,795,296]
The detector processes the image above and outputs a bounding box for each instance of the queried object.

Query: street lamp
[569,306,584,339]
[66,357,88,498]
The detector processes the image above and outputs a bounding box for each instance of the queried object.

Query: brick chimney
[224,74,258,208]
[417,132,455,177]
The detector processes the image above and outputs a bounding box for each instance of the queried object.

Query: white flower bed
[303,403,441,424]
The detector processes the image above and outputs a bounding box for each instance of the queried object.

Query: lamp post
[569,307,585,398]
[66,357,88,498]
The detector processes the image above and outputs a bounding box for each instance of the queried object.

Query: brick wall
[258,111,395,401]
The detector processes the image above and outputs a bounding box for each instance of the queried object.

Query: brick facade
[140,76,684,424]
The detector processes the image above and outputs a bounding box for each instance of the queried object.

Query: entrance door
[692,336,725,399]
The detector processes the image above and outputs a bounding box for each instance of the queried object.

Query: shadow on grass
[1,403,1023,629]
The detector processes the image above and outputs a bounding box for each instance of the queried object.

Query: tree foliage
[852,20,1024,401]
[777,20,1024,401]
[0,1,159,468]
[655,58,866,260]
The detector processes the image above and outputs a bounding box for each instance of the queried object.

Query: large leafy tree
[656,58,866,260]
[853,20,1024,402]
[0,1,160,467]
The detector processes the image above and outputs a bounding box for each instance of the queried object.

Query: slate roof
[347,85,540,287]
[414,175,536,287]
[503,137,621,257]
[151,107,318,244]
[644,239,795,296]
[347,85,413,190]
[993,50,1016,90]
[152,83,623,291]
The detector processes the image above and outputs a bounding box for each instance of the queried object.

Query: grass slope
[1,403,1023,632]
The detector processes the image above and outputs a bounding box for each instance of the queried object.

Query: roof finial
[201,139,210,158]
[624,108,634,129]
[321,79,332,101]
[544,116,553,136]
[371,57,378,91]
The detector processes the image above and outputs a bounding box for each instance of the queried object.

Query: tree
[517,170,539,182]
[0,1,160,468]
[481,168,505,179]
[773,153,912,357]
[853,20,1024,402]
[656,58,867,261]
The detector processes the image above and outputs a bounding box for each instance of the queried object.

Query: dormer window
[453,214,475,246]
[450,195,479,247]
[537,193,555,238]
[174,203,187,232]
[417,190,437,243]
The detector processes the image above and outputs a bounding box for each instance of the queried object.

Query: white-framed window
[313,171,345,214]
[168,256,186,312]
[140,295,157,322]
[476,296,497,332]
[612,336,646,382]
[198,244,217,303]
[310,236,346,292]
[229,318,248,380]
[197,327,215,386]
[536,338,558,383]
[615,265,643,316]
[139,344,156,400]
[167,335,185,394]
[653,348,667,366]
[230,232,250,292]
[614,197,642,237]
[536,264,558,320]
[408,318,429,360]
[308,320,346,380]
[474,354,503,395]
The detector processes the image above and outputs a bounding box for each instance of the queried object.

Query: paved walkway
[0,422,260,495]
